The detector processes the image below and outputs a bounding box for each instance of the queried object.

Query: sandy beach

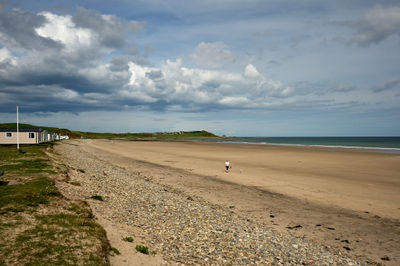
[89,139,400,220]
[56,139,400,265]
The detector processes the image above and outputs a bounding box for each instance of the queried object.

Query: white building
[0,128,62,145]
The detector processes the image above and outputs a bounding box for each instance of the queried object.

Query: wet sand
[82,139,400,264]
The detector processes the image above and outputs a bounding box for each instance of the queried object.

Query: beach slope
[56,139,400,265]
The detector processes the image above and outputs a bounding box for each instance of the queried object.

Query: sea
[201,137,400,154]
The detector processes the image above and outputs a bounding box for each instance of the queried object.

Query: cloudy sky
[0,0,399,136]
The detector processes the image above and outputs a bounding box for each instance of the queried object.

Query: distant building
[0,128,64,145]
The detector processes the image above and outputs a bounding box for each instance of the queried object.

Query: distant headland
[0,123,219,140]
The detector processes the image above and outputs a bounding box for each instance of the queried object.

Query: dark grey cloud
[145,70,163,80]
[72,7,145,49]
[0,83,133,113]
[0,4,147,113]
[374,79,400,92]
[334,86,357,93]
[348,5,400,46]
[0,4,61,51]
[109,56,131,72]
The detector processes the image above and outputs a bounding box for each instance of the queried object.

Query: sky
[0,0,399,136]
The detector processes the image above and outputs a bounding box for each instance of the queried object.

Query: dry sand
[81,139,400,264]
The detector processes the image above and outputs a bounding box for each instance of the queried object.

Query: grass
[0,177,61,213]
[122,236,134,242]
[135,245,149,254]
[90,195,104,201]
[10,211,109,265]
[109,247,120,256]
[0,143,49,161]
[0,143,110,265]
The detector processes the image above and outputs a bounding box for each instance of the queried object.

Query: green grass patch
[1,159,51,174]
[109,247,120,256]
[9,212,108,265]
[0,201,109,265]
[0,142,110,265]
[135,245,149,254]
[0,144,55,179]
[90,195,104,201]
[0,143,50,160]
[122,236,134,242]
[0,177,61,213]
[67,203,93,218]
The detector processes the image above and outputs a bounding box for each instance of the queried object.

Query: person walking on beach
[225,160,230,172]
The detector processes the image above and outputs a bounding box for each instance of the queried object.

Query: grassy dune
[0,144,110,265]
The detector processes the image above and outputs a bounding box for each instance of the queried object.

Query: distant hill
[0,123,218,139]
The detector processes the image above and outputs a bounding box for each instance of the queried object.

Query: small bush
[135,245,149,254]
[109,247,120,255]
[90,195,103,201]
[78,169,85,173]
[122,236,134,242]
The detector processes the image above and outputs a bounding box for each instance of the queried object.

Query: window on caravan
[6,132,12,137]
[29,132,35,138]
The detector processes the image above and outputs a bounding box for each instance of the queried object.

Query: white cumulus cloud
[244,64,260,78]
[35,12,93,51]
[123,59,293,110]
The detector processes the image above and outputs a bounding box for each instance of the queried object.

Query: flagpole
[17,105,19,150]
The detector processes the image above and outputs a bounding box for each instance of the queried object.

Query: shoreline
[121,137,400,154]
[222,141,400,153]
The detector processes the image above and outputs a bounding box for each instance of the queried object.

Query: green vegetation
[1,123,219,139]
[122,236,134,242]
[0,142,49,160]
[90,195,104,201]
[1,158,54,174]
[0,144,110,265]
[10,212,109,265]
[0,177,61,213]
[109,247,120,256]
[135,245,149,254]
